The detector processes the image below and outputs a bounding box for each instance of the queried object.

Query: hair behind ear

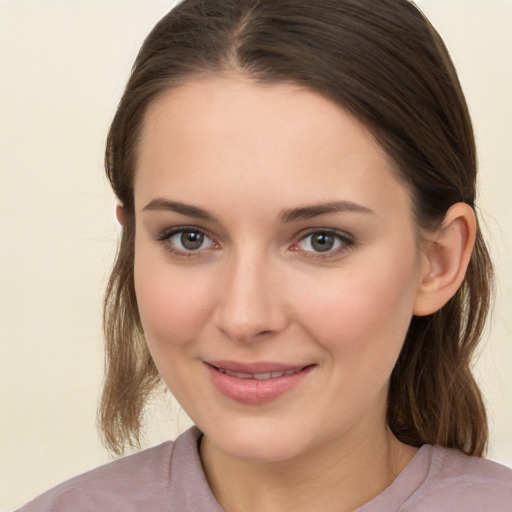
[388,226,493,456]
[99,222,161,455]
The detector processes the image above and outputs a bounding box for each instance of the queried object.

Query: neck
[199,421,417,512]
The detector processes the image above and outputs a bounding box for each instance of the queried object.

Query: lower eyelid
[155,227,353,257]
[156,227,221,255]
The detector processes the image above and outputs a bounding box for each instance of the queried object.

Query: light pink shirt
[17,427,512,511]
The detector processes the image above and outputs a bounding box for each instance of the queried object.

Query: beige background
[1,0,511,510]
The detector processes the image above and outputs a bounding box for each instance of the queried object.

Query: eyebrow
[142,198,216,220]
[142,198,374,223]
[278,201,374,223]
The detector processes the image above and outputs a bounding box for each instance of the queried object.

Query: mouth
[204,361,315,404]
[217,367,304,380]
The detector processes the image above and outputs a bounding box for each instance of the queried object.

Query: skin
[127,75,476,512]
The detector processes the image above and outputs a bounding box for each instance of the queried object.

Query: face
[133,75,428,463]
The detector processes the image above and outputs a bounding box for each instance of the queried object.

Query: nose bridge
[215,244,287,342]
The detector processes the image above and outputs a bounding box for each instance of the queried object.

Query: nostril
[255,330,273,337]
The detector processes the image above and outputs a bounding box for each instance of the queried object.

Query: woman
[18,0,512,510]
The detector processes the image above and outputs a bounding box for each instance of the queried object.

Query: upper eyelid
[291,228,355,255]
[294,227,354,242]
[156,227,219,257]
[157,225,352,237]
[157,225,214,240]
[289,232,355,264]
[155,225,354,252]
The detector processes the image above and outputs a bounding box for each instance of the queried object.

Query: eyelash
[156,226,219,258]
[291,229,355,260]
[155,226,355,260]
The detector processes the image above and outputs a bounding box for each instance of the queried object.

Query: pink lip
[207,360,307,374]
[204,361,315,405]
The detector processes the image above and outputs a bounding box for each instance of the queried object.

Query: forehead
[134,75,411,219]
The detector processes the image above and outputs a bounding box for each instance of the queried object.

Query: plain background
[1,1,511,510]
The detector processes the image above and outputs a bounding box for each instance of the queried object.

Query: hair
[100,0,493,456]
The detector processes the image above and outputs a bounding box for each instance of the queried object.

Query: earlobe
[413,203,476,316]
[116,203,127,227]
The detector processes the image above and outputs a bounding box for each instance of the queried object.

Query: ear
[413,202,476,316]
[115,202,127,227]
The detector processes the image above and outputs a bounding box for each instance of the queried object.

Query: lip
[204,361,315,405]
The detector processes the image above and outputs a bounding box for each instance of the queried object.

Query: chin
[200,417,317,463]
[220,437,306,464]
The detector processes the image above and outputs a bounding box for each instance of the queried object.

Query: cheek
[134,250,216,348]
[294,251,418,361]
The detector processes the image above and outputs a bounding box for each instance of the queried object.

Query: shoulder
[405,446,512,511]
[16,439,176,512]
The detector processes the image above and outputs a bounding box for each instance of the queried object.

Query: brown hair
[100,0,493,456]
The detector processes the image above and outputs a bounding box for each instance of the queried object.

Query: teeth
[254,373,271,380]
[218,367,303,380]
[223,370,252,378]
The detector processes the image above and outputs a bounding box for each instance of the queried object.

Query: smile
[217,367,304,380]
[205,362,315,405]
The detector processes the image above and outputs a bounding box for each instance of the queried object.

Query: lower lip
[205,364,314,405]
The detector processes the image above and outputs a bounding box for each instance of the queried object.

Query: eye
[158,227,217,254]
[294,230,353,255]
[172,230,211,251]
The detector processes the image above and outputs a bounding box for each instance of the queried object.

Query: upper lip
[205,360,312,374]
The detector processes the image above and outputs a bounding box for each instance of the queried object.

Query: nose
[214,249,289,343]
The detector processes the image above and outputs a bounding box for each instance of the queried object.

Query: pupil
[181,231,203,250]
[312,233,334,252]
